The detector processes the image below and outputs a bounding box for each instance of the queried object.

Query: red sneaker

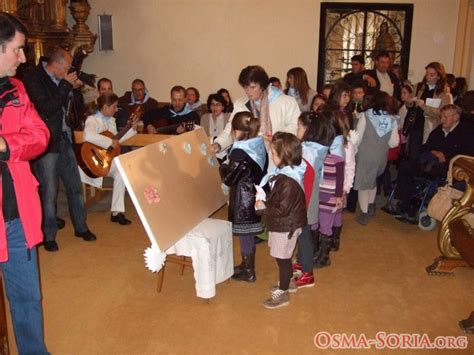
[295,272,315,288]
[292,262,302,272]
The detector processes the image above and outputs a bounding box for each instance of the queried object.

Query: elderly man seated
[383,104,474,222]
[143,85,200,135]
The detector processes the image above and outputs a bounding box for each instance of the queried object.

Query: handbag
[427,155,474,225]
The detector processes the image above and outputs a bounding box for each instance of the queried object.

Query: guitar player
[83,92,139,225]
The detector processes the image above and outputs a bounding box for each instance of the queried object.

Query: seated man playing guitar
[143,85,200,135]
[82,92,138,225]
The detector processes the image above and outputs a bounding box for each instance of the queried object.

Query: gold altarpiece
[0,0,96,76]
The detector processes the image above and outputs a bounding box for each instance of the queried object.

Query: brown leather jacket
[259,175,307,236]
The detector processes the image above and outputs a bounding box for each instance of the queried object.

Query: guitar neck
[114,122,133,141]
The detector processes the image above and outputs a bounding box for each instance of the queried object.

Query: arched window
[317,3,413,90]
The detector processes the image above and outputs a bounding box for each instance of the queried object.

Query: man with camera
[24,47,97,252]
[143,85,200,135]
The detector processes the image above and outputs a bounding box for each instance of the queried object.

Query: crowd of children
[217,68,419,309]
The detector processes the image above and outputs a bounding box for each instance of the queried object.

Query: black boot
[233,256,245,277]
[312,231,321,259]
[331,226,342,252]
[231,253,256,282]
[314,234,331,269]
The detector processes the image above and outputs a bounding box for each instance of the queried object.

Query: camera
[68,48,96,88]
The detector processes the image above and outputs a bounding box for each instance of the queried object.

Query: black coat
[363,69,401,100]
[24,62,82,152]
[219,148,264,225]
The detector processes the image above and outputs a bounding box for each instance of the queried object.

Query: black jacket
[24,62,82,152]
[423,119,474,164]
[363,69,401,100]
[219,149,264,225]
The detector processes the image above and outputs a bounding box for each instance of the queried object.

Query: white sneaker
[270,278,297,293]
[262,289,290,309]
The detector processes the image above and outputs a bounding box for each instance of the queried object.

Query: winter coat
[0,78,50,261]
[220,148,264,225]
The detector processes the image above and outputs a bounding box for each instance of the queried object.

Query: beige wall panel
[82,0,461,102]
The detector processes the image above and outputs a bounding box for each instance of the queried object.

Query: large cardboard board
[115,128,226,251]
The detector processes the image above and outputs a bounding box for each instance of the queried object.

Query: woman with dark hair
[213,65,300,159]
[310,94,327,112]
[285,67,317,112]
[200,93,230,140]
[414,62,453,144]
[217,88,234,113]
[186,87,202,113]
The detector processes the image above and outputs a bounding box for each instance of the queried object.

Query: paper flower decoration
[144,245,167,272]
[183,142,192,154]
[199,143,208,156]
[144,186,161,204]
[159,143,168,154]
[221,183,230,196]
[208,156,217,167]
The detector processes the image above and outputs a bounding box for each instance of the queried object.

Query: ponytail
[231,111,261,140]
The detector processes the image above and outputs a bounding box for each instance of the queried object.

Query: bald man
[25,47,97,252]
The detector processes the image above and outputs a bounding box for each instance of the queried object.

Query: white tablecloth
[165,218,233,298]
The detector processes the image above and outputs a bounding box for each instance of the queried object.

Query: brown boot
[459,311,474,334]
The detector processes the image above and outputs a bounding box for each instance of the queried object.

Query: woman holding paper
[414,62,453,144]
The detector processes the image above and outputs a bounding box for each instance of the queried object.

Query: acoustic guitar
[78,106,141,178]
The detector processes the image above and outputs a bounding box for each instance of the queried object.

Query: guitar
[78,106,141,178]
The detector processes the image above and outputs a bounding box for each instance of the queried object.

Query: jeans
[0,219,49,355]
[33,133,88,241]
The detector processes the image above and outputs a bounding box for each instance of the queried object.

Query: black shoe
[111,213,131,225]
[75,230,97,241]
[381,203,402,216]
[254,236,265,244]
[43,240,59,252]
[395,213,417,224]
[56,217,66,230]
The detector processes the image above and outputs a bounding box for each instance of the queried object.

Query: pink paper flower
[144,186,161,204]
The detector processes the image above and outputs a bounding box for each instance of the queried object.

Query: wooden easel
[74,131,170,208]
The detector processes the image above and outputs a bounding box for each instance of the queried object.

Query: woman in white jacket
[212,66,300,157]
[83,93,137,225]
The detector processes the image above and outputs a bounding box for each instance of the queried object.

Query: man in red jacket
[0,12,50,354]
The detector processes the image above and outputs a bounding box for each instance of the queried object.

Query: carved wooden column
[69,0,96,54]
[0,0,17,13]
[426,155,474,275]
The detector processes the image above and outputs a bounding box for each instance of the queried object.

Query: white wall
[81,0,461,102]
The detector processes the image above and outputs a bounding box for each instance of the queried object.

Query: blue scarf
[302,141,329,184]
[231,136,266,171]
[189,101,202,111]
[329,135,345,158]
[94,110,113,122]
[169,103,192,117]
[130,90,151,105]
[287,87,299,99]
[253,84,283,110]
[366,108,394,137]
[260,160,307,188]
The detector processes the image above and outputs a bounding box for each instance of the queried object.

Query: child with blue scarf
[219,112,266,283]
[256,132,307,309]
[353,91,400,225]
[293,112,338,288]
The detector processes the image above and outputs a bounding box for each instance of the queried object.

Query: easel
[74,131,170,207]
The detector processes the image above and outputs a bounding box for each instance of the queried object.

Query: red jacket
[0,78,49,261]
